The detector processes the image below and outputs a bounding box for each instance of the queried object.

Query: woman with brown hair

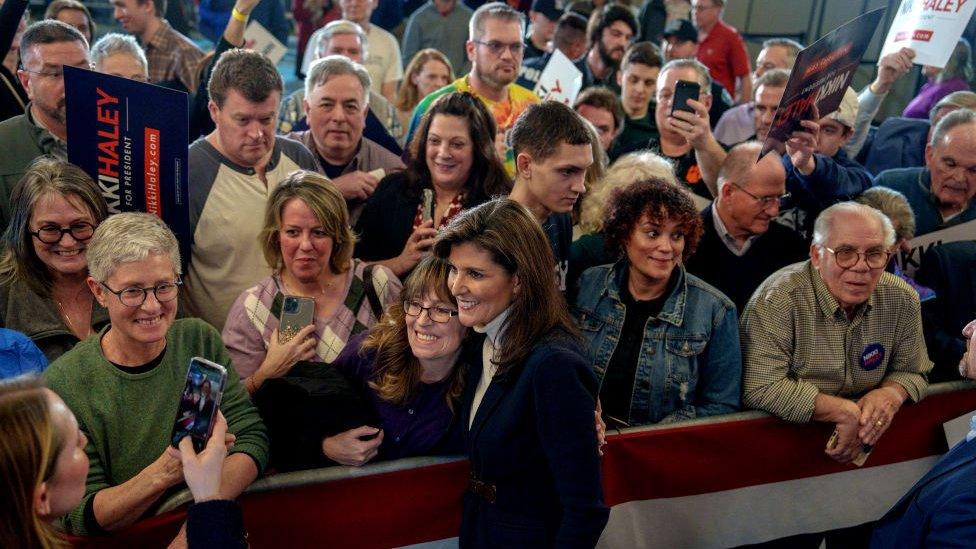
[355,91,512,278]
[324,256,469,466]
[574,177,741,427]
[394,49,454,139]
[433,197,609,548]
[0,157,110,361]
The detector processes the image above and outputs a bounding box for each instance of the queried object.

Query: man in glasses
[0,20,89,233]
[742,202,931,466]
[685,142,807,313]
[405,2,537,177]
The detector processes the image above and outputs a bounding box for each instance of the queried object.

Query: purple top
[902,77,971,119]
[332,332,461,460]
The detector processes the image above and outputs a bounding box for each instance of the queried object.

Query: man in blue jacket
[871,321,976,547]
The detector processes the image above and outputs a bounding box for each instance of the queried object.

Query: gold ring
[875,418,885,427]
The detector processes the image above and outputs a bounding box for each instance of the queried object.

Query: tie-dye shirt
[405,75,539,176]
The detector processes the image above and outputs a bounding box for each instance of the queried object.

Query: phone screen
[671,80,701,115]
[279,295,315,343]
[171,357,227,452]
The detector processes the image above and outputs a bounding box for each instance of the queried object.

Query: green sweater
[45,318,269,536]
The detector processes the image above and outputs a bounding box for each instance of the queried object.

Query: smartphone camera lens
[283,297,299,314]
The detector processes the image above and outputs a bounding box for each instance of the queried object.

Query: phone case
[280,295,315,343]
[171,357,227,452]
[671,80,700,114]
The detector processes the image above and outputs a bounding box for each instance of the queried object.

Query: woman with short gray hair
[44,211,269,537]
[91,33,148,82]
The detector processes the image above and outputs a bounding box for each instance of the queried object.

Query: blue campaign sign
[64,66,190,262]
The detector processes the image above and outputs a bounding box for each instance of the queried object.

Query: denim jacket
[573,261,742,426]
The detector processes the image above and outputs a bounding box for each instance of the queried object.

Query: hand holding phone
[279,295,315,344]
[670,80,701,115]
[168,411,229,502]
[171,357,227,453]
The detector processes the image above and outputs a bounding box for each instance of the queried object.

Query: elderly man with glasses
[404,2,539,176]
[741,202,932,464]
[0,20,90,233]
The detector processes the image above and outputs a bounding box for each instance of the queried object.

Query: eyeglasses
[100,278,183,308]
[30,222,96,244]
[404,301,458,323]
[20,62,93,81]
[731,182,791,208]
[471,40,524,56]
[823,247,890,270]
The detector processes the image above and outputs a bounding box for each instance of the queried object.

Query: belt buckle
[469,476,497,504]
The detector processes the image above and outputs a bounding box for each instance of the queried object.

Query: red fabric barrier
[68,386,976,548]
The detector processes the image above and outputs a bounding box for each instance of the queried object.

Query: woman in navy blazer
[434,198,609,548]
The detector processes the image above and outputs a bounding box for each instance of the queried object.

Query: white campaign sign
[533,49,584,105]
[893,218,976,277]
[881,0,976,68]
[244,21,287,65]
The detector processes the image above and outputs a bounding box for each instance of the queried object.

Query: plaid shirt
[143,19,204,92]
[741,261,931,423]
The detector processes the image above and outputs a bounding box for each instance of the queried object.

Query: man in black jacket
[685,141,807,312]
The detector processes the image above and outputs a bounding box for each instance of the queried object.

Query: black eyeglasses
[731,182,791,208]
[823,247,891,270]
[100,278,183,307]
[471,40,524,56]
[404,301,458,323]
[30,222,96,244]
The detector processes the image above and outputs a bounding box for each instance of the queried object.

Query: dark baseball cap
[662,19,698,43]
[531,0,563,21]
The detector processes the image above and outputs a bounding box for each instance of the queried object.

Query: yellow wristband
[231,7,249,23]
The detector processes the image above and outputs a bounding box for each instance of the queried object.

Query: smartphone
[421,188,434,223]
[279,295,314,343]
[171,357,227,452]
[671,80,701,115]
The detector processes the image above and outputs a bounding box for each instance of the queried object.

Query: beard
[37,97,67,126]
[474,62,516,89]
[597,40,623,70]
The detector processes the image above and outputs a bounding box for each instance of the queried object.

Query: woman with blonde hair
[394,49,454,140]
[570,151,676,292]
[222,170,402,394]
[0,157,110,361]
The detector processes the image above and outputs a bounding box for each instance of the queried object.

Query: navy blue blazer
[871,435,976,548]
[458,330,609,548]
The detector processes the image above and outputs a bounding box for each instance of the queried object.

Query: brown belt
[468,474,497,504]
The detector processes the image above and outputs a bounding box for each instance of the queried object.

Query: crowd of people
[0,0,975,547]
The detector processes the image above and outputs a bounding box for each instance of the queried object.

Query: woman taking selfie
[0,157,110,361]
[222,171,401,394]
[44,213,267,537]
[355,92,511,277]
[574,178,741,427]
[0,376,248,548]
[325,256,470,466]
[433,198,609,547]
